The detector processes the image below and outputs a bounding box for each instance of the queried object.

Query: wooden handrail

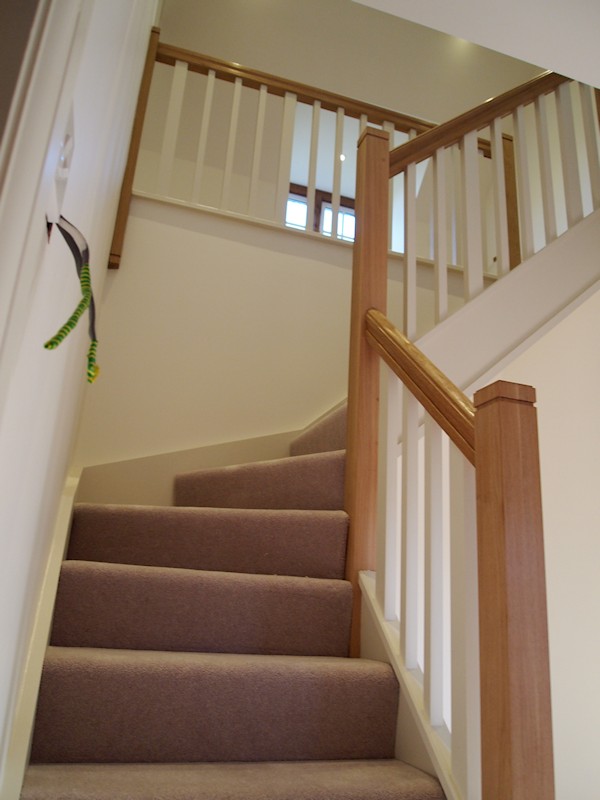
[109,26,160,269]
[389,70,569,176]
[365,309,475,464]
[156,42,435,134]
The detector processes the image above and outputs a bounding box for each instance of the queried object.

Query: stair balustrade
[109,30,503,273]
[343,66,600,800]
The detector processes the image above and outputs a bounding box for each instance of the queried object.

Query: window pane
[321,203,355,242]
[285,198,307,230]
[340,211,355,241]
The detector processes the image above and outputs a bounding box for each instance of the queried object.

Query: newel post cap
[474,379,536,408]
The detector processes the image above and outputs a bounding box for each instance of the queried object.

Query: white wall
[0,2,158,795]
[492,288,600,798]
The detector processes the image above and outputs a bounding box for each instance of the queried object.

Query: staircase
[21,406,444,799]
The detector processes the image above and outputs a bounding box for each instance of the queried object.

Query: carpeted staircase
[21,405,445,799]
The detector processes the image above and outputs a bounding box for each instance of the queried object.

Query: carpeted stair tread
[68,504,348,579]
[50,560,352,656]
[290,403,347,456]
[31,648,398,764]
[21,760,445,799]
[174,450,345,510]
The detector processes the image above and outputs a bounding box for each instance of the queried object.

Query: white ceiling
[353,0,600,90]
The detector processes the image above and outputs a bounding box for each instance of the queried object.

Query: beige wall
[493,288,600,798]
[158,0,540,124]
[355,0,600,89]
[73,0,539,471]
[73,197,468,469]
[73,200,353,467]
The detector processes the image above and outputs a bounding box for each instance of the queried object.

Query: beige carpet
[22,404,445,799]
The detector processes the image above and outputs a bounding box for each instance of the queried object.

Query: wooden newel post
[345,127,389,657]
[474,380,555,800]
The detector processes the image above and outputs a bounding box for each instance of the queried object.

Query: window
[285,183,355,241]
[321,204,355,242]
[285,195,308,231]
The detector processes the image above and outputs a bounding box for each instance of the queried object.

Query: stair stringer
[416,209,600,394]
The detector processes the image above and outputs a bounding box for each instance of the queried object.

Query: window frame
[289,182,355,235]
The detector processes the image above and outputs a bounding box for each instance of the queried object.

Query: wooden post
[345,127,389,657]
[474,380,554,800]
[108,26,160,269]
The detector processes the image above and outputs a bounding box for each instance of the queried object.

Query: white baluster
[191,69,215,205]
[513,104,535,260]
[460,129,484,299]
[157,60,188,197]
[404,161,417,339]
[359,113,368,135]
[579,83,600,210]
[383,121,395,250]
[275,92,297,225]
[400,388,419,668]
[450,451,481,799]
[535,92,558,244]
[433,147,448,322]
[424,415,444,726]
[490,119,510,275]
[384,374,402,620]
[450,145,462,267]
[221,77,243,210]
[248,84,267,216]
[331,107,345,240]
[556,81,584,226]
[306,100,321,233]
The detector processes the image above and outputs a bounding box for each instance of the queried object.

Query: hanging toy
[44,215,100,383]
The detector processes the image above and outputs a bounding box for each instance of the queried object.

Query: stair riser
[69,505,348,579]
[174,451,345,510]
[22,761,445,800]
[51,562,352,657]
[31,649,398,764]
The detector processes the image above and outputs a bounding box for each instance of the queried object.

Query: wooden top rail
[156,41,434,134]
[389,70,569,176]
[365,308,475,463]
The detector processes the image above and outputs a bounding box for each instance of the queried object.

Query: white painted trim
[0,474,80,800]
[361,571,463,800]
[417,208,600,395]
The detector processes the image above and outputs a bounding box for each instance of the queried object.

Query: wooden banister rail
[365,309,475,464]
[109,26,160,269]
[155,42,434,134]
[389,70,568,176]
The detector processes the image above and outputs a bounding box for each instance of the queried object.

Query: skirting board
[0,474,79,800]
